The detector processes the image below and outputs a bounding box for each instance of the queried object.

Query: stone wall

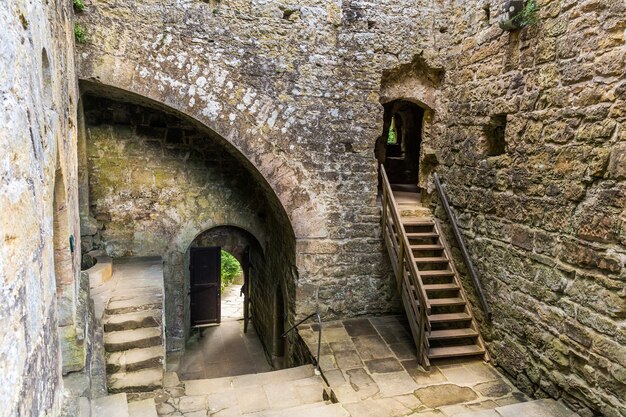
[83,95,296,353]
[0,0,80,416]
[75,0,626,414]
[430,1,626,415]
[75,0,446,322]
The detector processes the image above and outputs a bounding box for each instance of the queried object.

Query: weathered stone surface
[0,0,81,414]
[414,384,478,408]
[91,393,129,417]
[104,328,162,353]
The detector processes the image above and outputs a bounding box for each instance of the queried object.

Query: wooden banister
[380,165,431,367]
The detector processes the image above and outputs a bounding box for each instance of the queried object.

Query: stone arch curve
[79,66,326,239]
[78,89,299,351]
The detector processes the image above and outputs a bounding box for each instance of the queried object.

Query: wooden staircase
[380,166,488,368]
[403,217,487,362]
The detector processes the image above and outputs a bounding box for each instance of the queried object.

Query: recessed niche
[484,114,507,156]
[41,48,52,102]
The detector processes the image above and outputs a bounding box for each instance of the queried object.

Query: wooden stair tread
[407,232,439,238]
[419,270,455,277]
[428,345,485,359]
[428,297,466,307]
[414,257,449,263]
[428,328,479,340]
[423,283,459,291]
[401,219,435,225]
[429,312,472,322]
[410,244,444,250]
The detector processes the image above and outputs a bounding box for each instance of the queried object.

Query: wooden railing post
[380,165,432,369]
[397,239,404,288]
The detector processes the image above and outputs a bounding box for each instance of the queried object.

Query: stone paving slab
[128,398,159,417]
[91,393,129,417]
[297,316,579,417]
[495,399,579,417]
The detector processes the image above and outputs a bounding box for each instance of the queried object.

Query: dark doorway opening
[273,286,286,367]
[376,100,425,191]
[189,247,221,326]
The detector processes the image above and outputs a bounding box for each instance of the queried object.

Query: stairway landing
[297,316,579,417]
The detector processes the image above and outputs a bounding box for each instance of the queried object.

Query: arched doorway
[178,226,276,379]
[185,226,261,331]
[79,90,298,360]
[376,100,426,192]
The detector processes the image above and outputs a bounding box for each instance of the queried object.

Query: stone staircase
[102,258,166,393]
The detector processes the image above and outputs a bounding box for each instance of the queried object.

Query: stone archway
[183,226,265,341]
[79,91,299,357]
[379,55,445,194]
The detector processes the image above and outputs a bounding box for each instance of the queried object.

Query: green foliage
[74,22,87,43]
[221,250,241,292]
[73,0,86,12]
[516,0,539,27]
[387,116,397,144]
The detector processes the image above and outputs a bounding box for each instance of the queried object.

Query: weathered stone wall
[75,0,625,414]
[0,0,80,416]
[429,1,626,415]
[83,95,296,353]
[76,0,445,322]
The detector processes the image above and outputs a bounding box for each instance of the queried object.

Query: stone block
[413,384,478,408]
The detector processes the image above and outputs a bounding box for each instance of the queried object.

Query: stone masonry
[0,0,623,416]
[1,0,82,416]
[82,95,298,356]
[73,0,626,415]
[430,2,626,416]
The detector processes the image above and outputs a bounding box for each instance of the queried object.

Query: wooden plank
[407,232,439,238]
[428,297,466,307]
[419,270,455,277]
[427,328,479,340]
[424,283,459,291]
[428,345,485,359]
[414,257,449,263]
[428,312,472,323]
[410,244,444,250]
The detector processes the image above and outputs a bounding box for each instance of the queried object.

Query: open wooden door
[190,247,221,326]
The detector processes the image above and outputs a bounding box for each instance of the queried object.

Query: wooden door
[242,246,251,333]
[190,247,221,326]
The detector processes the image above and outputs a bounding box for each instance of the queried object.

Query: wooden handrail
[433,173,492,321]
[380,165,431,366]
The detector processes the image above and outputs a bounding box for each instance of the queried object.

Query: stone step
[107,368,163,393]
[185,365,316,396]
[104,327,162,352]
[127,398,158,417]
[253,402,350,417]
[103,310,161,332]
[106,346,164,373]
[79,397,90,417]
[91,393,129,417]
[495,399,579,417]
[106,293,163,315]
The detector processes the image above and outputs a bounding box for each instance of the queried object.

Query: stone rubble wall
[432,1,626,415]
[0,0,81,416]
